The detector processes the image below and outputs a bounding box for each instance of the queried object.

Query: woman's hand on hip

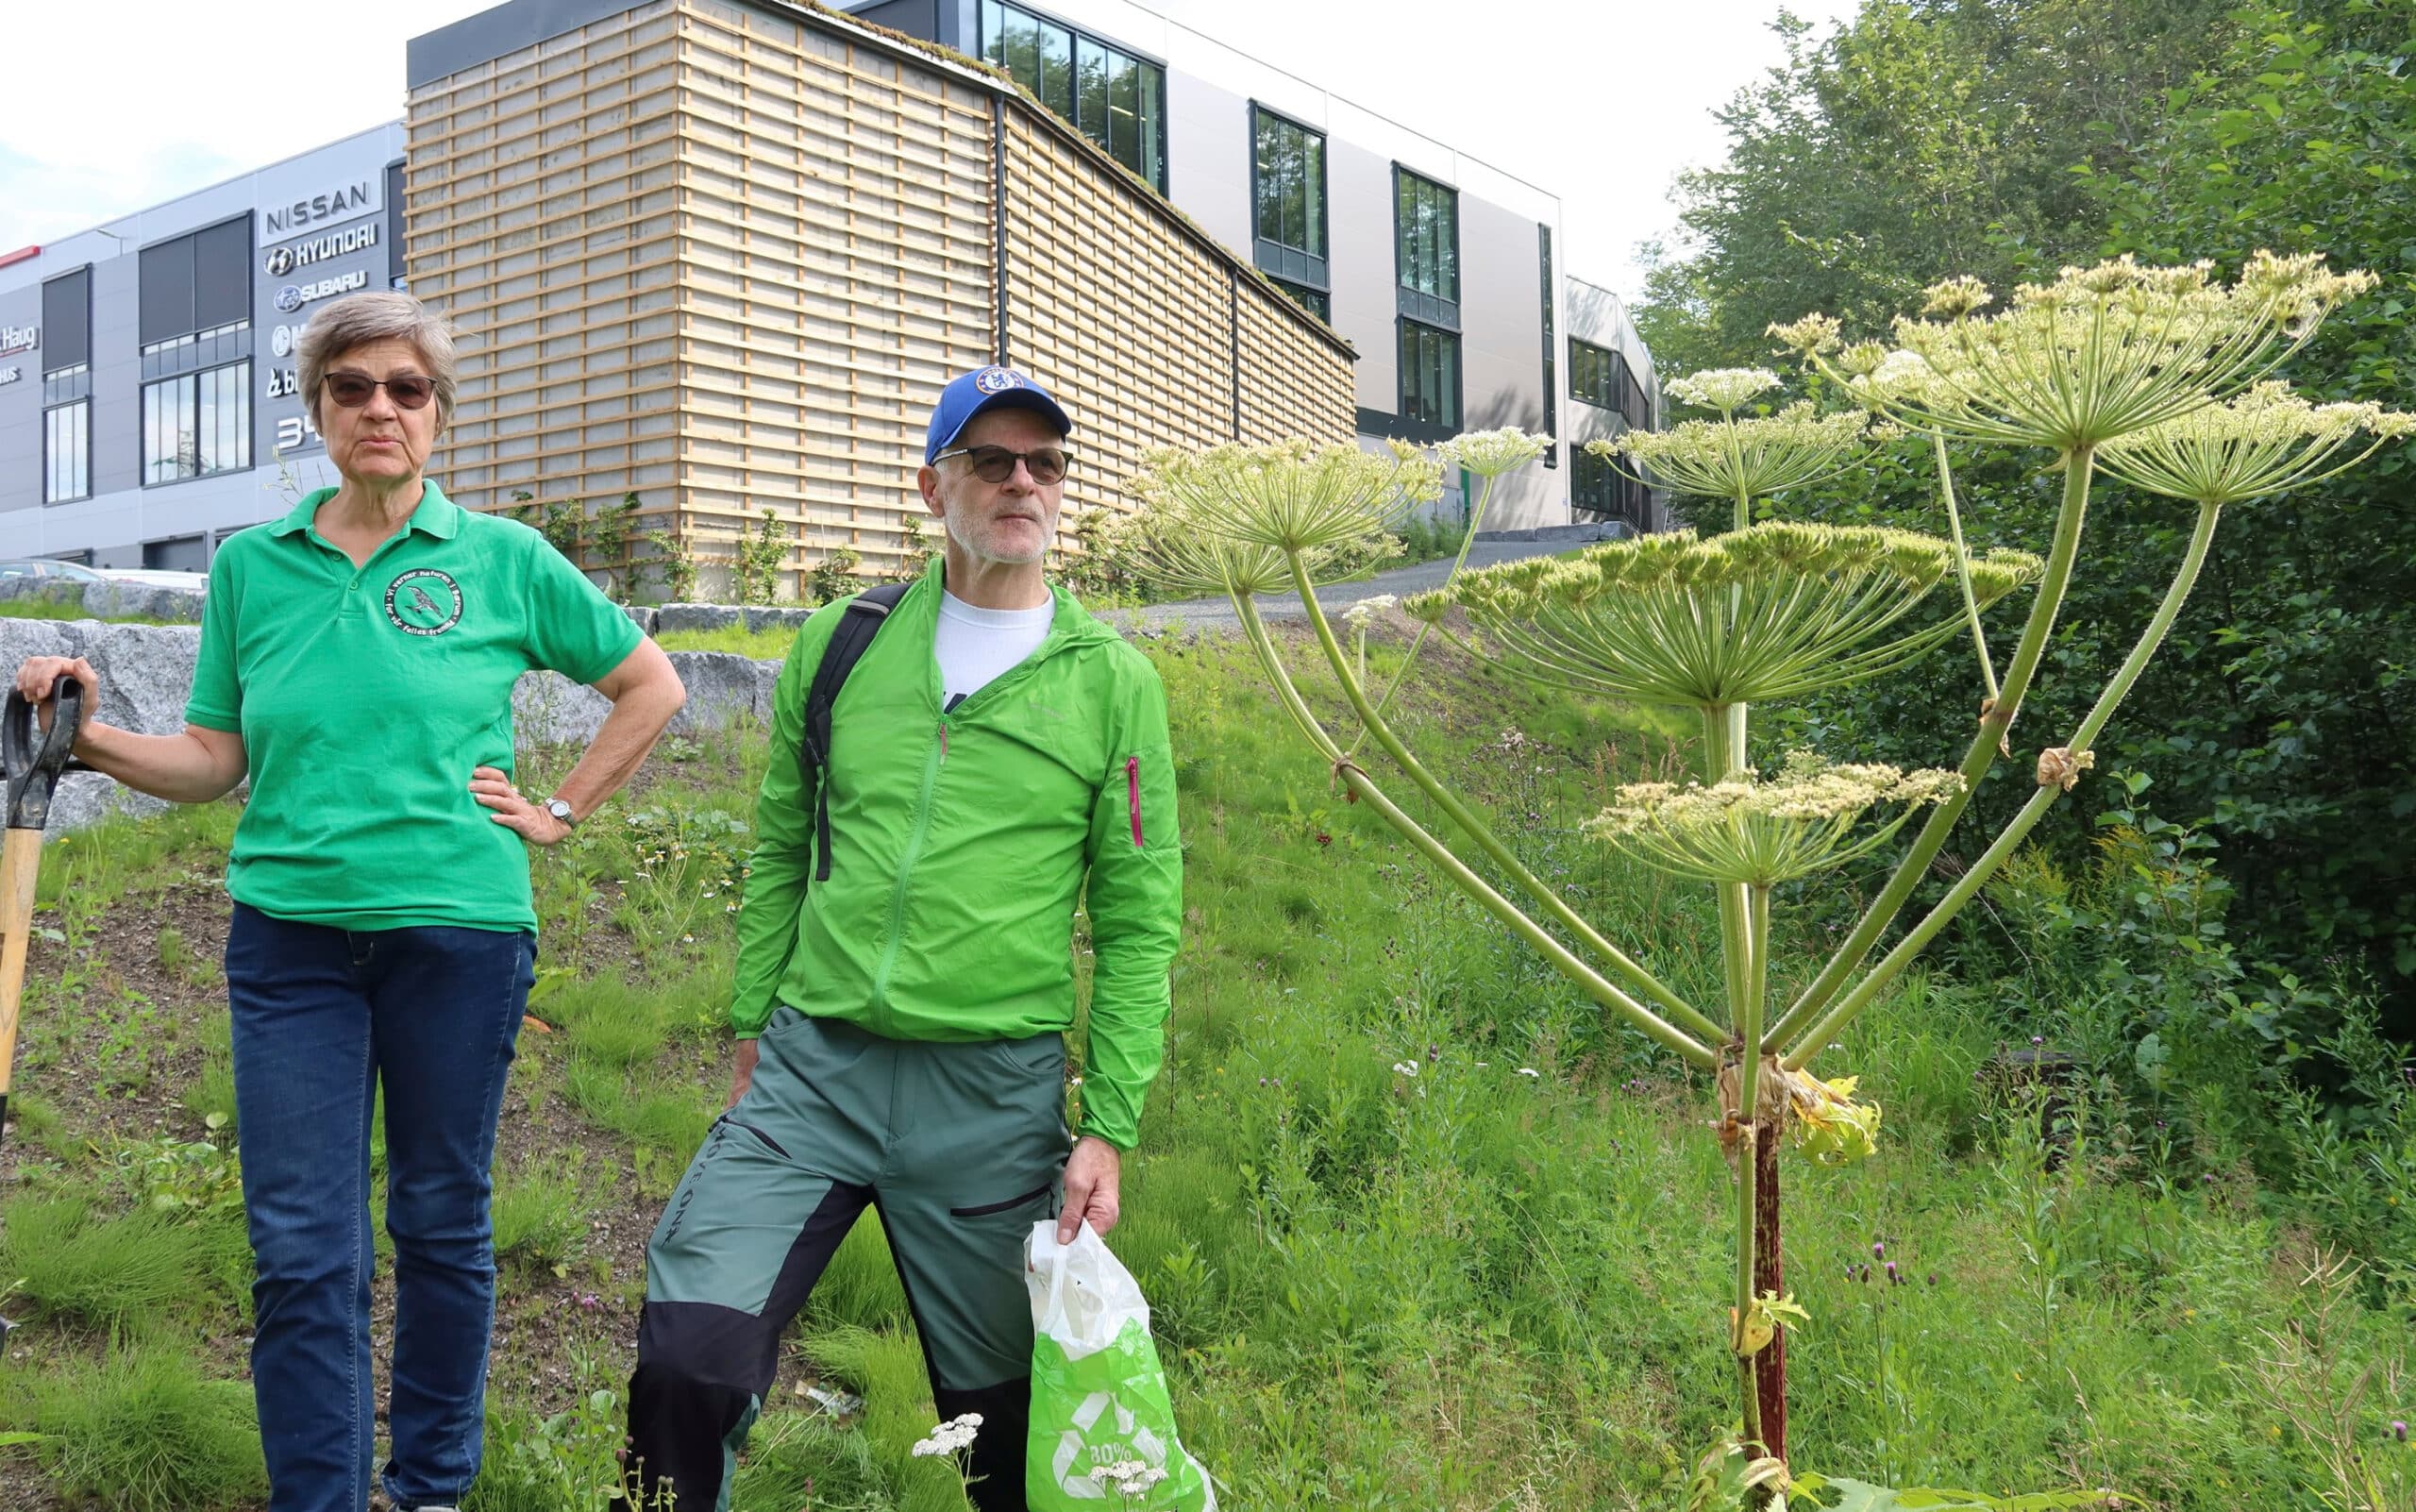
[469,764,571,847]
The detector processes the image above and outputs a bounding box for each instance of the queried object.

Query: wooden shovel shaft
[0,825,44,1134]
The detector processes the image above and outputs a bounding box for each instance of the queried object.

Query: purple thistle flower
[1925,1272,1938,1286]
[1427,1042,1440,1064]
[1858,1264,1871,1284]
[2030,1034,2045,1047]
[2395,1420,2408,1443]
[1871,1239,1886,1259]
[1887,1261,1901,1285]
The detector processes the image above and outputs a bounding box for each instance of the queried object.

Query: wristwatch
[543,797,579,829]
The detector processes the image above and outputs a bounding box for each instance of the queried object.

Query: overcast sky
[0,0,1858,301]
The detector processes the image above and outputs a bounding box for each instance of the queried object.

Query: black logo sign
[384,568,462,637]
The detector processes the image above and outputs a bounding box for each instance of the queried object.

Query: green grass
[0,1352,266,1511]
[1,620,2411,1510]
[653,624,802,658]
[0,1198,226,1337]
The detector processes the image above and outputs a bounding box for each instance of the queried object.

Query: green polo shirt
[185,483,644,933]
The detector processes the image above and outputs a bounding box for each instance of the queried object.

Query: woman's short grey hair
[296,291,458,432]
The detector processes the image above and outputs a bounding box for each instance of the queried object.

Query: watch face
[546,799,575,822]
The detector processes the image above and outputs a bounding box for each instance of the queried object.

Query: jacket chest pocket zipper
[1126,755,1143,848]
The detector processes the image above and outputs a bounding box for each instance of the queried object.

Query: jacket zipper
[869,715,948,1028]
[1126,756,1143,848]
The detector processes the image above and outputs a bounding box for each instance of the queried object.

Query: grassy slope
[0,619,2406,1510]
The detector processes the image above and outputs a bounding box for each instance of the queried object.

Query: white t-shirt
[934,590,1054,707]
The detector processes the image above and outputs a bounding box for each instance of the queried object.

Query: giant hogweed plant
[1126,253,2410,1506]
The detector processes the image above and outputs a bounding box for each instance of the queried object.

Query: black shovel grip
[5,675,85,832]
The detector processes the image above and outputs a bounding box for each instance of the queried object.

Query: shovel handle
[4,675,84,833]
[0,826,42,1148]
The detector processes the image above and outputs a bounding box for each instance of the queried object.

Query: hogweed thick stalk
[1126,252,2406,1494]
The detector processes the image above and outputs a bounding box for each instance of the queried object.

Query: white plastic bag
[1024,1222,1216,1509]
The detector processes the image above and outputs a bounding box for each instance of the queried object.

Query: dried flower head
[1666,367,1783,413]
[1434,426,1552,479]
[1600,402,1871,503]
[1585,750,1963,886]
[1446,523,2041,708]
[1787,252,2378,452]
[2099,379,2416,507]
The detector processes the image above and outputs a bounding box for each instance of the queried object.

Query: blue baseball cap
[924,364,1072,464]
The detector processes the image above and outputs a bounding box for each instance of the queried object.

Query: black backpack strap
[800,580,913,882]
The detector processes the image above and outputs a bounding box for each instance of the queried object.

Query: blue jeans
[226,903,533,1512]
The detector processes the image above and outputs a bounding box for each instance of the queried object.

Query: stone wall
[0,616,790,834]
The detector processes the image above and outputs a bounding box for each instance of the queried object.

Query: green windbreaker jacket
[730,562,1183,1151]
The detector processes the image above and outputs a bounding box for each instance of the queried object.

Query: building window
[143,362,252,486]
[1572,444,1650,530]
[981,2,1166,192]
[1394,168,1458,326]
[42,268,93,505]
[1538,225,1558,468]
[1400,320,1459,429]
[1252,105,1327,306]
[1571,337,1650,428]
[44,383,90,505]
[1273,281,1329,322]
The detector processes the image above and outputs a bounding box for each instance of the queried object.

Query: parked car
[0,558,109,583]
[99,568,211,592]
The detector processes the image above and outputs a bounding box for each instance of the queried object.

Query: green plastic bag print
[1025,1221,1216,1509]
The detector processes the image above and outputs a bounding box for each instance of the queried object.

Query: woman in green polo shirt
[12,291,688,1512]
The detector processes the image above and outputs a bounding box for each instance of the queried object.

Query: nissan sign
[275,269,369,311]
[260,180,377,244]
[263,221,378,277]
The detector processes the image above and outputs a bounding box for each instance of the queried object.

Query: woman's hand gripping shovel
[0,675,82,1351]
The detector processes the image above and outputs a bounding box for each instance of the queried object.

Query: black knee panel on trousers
[612,1359,754,1511]
[934,1377,1032,1512]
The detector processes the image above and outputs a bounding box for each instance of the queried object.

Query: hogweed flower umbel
[1772,251,2379,452]
[1585,750,1963,887]
[1434,426,1552,478]
[1598,402,1871,504]
[1666,367,1783,414]
[2099,380,2416,507]
[1445,524,2041,709]
[1128,438,1441,556]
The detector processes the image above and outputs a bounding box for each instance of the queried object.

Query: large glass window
[982,2,1166,191]
[1400,320,1459,429]
[1538,226,1558,468]
[44,389,90,505]
[42,269,93,504]
[1395,168,1458,327]
[143,362,251,486]
[1252,106,1327,305]
[1572,444,1650,529]
[1570,338,1650,427]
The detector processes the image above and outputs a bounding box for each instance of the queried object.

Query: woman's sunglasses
[323,372,437,410]
[931,445,1072,485]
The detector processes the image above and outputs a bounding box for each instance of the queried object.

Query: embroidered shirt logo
[385,568,463,636]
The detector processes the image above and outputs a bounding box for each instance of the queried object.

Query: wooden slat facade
[406,0,1353,598]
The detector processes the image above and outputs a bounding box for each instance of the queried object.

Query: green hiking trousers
[621,1009,1067,1512]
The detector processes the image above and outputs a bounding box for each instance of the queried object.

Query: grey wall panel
[1167,73,1250,257]
[0,285,42,522]
[1326,138,1395,416]
[1453,195,1557,528]
[90,260,142,500]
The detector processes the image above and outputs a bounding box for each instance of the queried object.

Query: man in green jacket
[616,367,1183,1512]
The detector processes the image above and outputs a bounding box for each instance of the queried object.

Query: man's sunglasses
[323,372,438,410]
[932,445,1072,485]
